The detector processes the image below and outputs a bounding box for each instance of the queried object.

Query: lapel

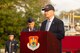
[33,27,36,31]
[43,20,47,30]
[26,27,29,32]
[28,27,37,31]
[49,17,56,31]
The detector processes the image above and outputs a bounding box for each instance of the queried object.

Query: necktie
[45,20,50,31]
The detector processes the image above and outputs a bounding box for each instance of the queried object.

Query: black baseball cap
[27,17,34,23]
[42,4,55,11]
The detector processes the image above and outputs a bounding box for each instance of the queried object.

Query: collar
[47,16,54,22]
[29,28,34,31]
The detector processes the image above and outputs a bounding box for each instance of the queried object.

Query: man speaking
[40,4,65,53]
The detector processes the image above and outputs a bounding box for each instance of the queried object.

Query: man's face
[9,35,14,41]
[28,22,35,29]
[44,10,54,20]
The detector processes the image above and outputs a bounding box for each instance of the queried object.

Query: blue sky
[50,0,80,15]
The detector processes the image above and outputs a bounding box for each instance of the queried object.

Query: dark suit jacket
[40,17,65,53]
[40,17,65,40]
[22,27,38,32]
[5,40,18,53]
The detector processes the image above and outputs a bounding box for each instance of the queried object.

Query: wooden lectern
[20,31,60,53]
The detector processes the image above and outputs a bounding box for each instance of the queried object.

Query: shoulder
[5,40,9,43]
[5,40,10,45]
[41,20,47,24]
[42,20,47,23]
[13,40,18,44]
[54,17,63,24]
[33,27,38,31]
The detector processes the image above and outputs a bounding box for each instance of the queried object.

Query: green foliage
[0,0,47,48]
[0,6,24,48]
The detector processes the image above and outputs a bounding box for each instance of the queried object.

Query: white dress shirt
[45,16,54,31]
[29,28,33,32]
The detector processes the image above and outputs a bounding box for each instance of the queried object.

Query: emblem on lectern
[27,36,40,51]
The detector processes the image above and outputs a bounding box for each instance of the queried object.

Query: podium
[20,31,60,53]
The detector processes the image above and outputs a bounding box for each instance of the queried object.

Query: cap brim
[42,8,50,11]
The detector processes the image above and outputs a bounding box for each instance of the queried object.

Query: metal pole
[68,13,70,30]
[73,12,75,28]
[70,13,71,26]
